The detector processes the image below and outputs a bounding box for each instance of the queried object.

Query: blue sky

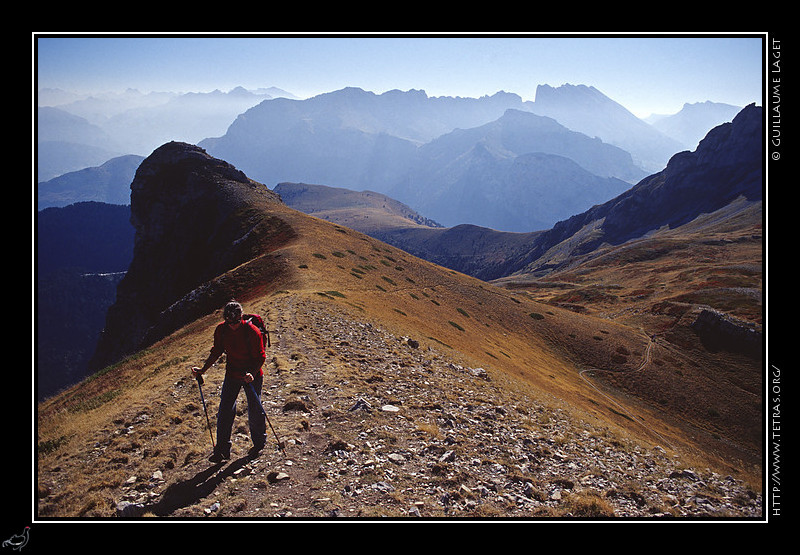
[34,33,765,118]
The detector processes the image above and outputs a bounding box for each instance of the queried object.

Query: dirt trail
[577,338,674,449]
[167,295,761,518]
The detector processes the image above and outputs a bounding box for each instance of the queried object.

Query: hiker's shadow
[146,455,252,516]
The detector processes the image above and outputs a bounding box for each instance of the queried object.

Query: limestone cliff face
[90,142,294,371]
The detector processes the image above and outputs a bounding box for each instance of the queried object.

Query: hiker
[192,301,267,462]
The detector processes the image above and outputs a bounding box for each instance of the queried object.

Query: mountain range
[278,104,761,283]
[39,84,742,232]
[198,86,657,231]
[34,90,759,399]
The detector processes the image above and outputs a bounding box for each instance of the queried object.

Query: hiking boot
[248,443,265,458]
[208,450,230,463]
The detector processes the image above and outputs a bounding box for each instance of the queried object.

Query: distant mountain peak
[532,83,686,172]
[535,83,610,106]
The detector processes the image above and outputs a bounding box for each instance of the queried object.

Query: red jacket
[208,320,266,381]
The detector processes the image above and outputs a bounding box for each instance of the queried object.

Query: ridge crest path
[167,293,761,519]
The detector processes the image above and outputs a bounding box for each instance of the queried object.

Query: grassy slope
[36,200,762,518]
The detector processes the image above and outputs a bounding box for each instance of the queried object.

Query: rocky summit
[89,142,294,372]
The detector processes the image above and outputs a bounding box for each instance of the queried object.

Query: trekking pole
[196,374,216,451]
[246,381,286,456]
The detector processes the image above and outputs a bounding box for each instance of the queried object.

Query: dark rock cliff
[691,308,762,358]
[89,142,294,371]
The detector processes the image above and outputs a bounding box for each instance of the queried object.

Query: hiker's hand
[244,373,254,384]
[191,366,203,377]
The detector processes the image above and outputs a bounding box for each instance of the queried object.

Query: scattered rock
[470,367,490,380]
[267,471,290,483]
[349,398,372,412]
[116,501,145,517]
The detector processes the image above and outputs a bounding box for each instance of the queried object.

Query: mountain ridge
[37,154,144,209]
[531,83,687,172]
[200,94,649,231]
[273,182,443,233]
[505,104,762,277]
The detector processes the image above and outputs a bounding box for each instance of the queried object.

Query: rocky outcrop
[691,308,762,358]
[89,142,294,371]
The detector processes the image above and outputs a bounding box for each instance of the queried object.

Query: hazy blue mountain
[530,84,685,173]
[37,106,121,149]
[647,101,743,150]
[37,154,143,210]
[38,87,88,107]
[201,89,645,232]
[389,109,640,230]
[41,88,177,124]
[37,107,126,180]
[508,104,763,276]
[99,87,276,155]
[419,150,631,232]
[36,87,289,178]
[199,87,530,191]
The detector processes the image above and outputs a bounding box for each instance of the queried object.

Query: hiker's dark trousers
[215,372,267,456]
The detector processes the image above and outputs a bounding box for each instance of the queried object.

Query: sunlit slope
[233,205,687,446]
[493,197,763,467]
